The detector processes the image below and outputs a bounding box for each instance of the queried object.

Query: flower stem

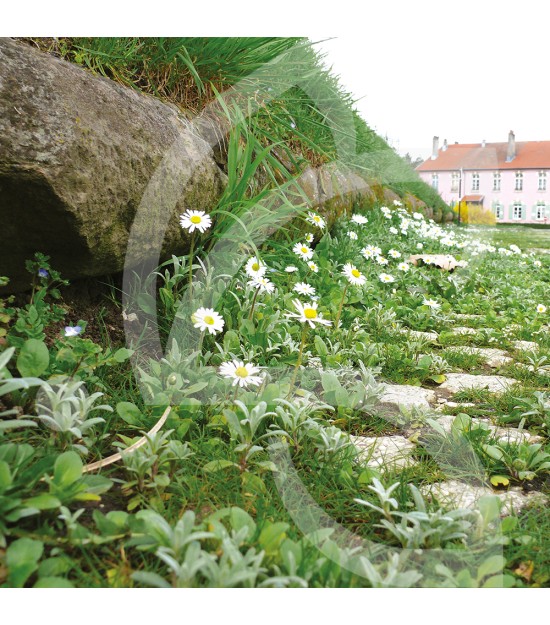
[334,284,348,329]
[188,231,196,299]
[288,324,308,398]
[248,287,260,321]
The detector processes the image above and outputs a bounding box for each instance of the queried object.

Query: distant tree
[403,152,424,168]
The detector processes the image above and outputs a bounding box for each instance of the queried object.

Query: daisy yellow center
[351,269,361,278]
[235,366,249,378]
[304,308,317,319]
[252,262,260,271]
[314,217,320,222]
[204,315,215,325]
[301,247,308,253]
[190,215,202,224]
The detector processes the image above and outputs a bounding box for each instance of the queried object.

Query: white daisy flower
[218,360,263,388]
[412,212,423,220]
[305,233,314,243]
[294,282,316,296]
[417,243,424,250]
[389,227,398,235]
[393,200,402,207]
[380,206,391,215]
[306,212,326,229]
[342,263,367,286]
[293,242,314,260]
[536,304,547,314]
[351,214,368,225]
[307,261,319,273]
[285,265,298,273]
[192,307,225,335]
[287,300,332,329]
[379,273,395,283]
[361,248,375,260]
[376,256,389,266]
[388,249,401,259]
[245,256,267,278]
[179,210,212,234]
[248,276,275,293]
[347,231,358,240]
[534,260,542,267]
[398,262,410,272]
[423,298,440,309]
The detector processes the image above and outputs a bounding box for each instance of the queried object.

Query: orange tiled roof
[462,195,484,202]
[416,141,550,171]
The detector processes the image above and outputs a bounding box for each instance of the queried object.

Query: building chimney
[442,139,448,151]
[431,136,439,160]
[506,130,516,162]
[482,139,486,148]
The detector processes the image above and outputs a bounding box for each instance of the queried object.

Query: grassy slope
[23,37,449,217]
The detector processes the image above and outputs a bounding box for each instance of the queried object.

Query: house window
[538,171,547,191]
[513,202,523,220]
[472,172,480,191]
[515,171,523,191]
[451,172,460,192]
[536,202,546,220]
[431,173,439,190]
[493,172,501,191]
[494,202,503,219]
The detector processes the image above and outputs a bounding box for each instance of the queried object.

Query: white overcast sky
[6,0,550,162]
[311,1,550,160]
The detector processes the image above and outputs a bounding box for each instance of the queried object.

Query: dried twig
[83,405,172,473]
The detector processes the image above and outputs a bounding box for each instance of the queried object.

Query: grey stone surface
[0,37,227,290]
[422,480,546,516]
[351,435,417,469]
[451,326,478,336]
[445,346,513,368]
[439,373,516,394]
[513,340,539,352]
[398,329,439,342]
[376,383,437,415]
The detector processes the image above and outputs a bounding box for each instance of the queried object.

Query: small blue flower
[64,326,82,337]
[38,268,49,278]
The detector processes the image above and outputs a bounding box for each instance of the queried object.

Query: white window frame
[536,202,546,220]
[493,172,501,191]
[513,202,523,220]
[515,171,523,191]
[451,172,459,192]
[431,173,439,189]
[538,171,547,191]
[471,172,480,191]
[494,202,503,219]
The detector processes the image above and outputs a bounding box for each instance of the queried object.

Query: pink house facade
[416,132,550,224]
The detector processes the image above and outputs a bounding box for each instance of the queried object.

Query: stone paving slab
[431,414,542,444]
[351,435,417,469]
[421,480,547,517]
[376,384,437,415]
[398,329,439,343]
[444,346,513,368]
[451,326,478,336]
[513,340,539,352]
[439,373,516,394]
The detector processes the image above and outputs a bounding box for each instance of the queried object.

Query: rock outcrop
[0,37,226,291]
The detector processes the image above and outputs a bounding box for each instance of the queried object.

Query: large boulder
[0,38,227,291]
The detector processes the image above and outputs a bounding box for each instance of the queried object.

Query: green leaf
[137,293,157,316]
[314,335,328,357]
[132,571,171,588]
[24,494,61,510]
[202,459,237,473]
[477,555,506,581]
[6,537,44,587]
[112,348,134,363]
[0,460,12,492]
[116,401,143,426]
[229,507,256,540]
[258,522,289,555]
[482,444,505,462]
[490,475,510,488]
[34,577,74,588]
[16,339,49,377]
[53,451,83,488]
[430,374,447,384]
